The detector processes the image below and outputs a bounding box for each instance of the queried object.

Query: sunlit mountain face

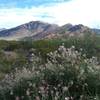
[0,21,96,40]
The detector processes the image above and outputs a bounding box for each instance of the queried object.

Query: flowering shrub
[0,44,100,100]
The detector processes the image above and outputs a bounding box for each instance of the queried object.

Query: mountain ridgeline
[0,21,97,40]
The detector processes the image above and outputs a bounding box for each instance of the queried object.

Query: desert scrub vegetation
[0,44,100,100]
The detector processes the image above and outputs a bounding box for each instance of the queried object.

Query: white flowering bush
[0,44,100,100]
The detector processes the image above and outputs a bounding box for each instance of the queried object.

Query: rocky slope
[0,21,96,40]
[0,21,59,40]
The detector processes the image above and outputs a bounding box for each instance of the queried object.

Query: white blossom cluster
[0,44,99,100]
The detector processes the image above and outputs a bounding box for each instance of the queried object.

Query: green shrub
[0,45,99,100]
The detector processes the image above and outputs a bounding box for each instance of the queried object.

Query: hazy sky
[0,0,100,28]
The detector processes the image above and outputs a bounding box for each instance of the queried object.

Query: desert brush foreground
[0,35,99,100]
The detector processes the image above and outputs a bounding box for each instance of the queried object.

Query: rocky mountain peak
[0,21,96,40]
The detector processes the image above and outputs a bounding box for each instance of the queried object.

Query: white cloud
[0,0,100,28]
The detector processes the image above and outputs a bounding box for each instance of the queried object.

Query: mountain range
[0,21,99,40]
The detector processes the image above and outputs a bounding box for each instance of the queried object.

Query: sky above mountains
[0,0,100,28]
[0,0,70,8]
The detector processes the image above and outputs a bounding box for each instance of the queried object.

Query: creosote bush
[0,44,100,100]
